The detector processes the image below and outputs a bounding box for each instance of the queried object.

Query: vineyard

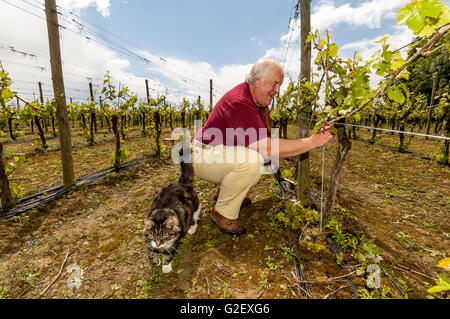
[0,0,449,300]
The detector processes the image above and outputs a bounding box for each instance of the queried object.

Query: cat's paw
[150,256,161,267]
[162,262,172,273]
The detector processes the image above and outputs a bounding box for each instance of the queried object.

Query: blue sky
[1,0,446,105]
[88,0,292,65]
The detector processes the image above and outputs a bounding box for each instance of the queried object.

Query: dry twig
[295,270,357,285]
[38,248,70,298]
[322,285,350,299]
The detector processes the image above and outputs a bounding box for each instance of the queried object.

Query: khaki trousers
[192,141,264,220]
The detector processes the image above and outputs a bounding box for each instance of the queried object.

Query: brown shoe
[210,209,246,236]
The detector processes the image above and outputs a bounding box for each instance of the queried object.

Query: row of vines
[0,67,210,213]
[270,0,450,296]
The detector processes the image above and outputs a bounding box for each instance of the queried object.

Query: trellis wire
[339,123,450,141]
[297,116,450,141]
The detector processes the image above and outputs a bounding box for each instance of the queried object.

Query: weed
[216,282,232,299]
[265,256,279,271]
[20,265,41,286]
[358,286,393,299]
[259,273,268,289]
[396,231,415,248]
[111,284,120,291]
[280,246,294,263]
[0,286,9,299]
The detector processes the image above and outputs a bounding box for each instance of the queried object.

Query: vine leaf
[427,273,450,293]
[387,85,405,104]
[437,257,450,271]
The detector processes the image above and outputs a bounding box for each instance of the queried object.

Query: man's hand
[310,125,335,149]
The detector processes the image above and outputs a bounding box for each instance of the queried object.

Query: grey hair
[245,57,283,85]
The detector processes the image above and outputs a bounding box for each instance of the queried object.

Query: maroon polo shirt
[194,82,268,147]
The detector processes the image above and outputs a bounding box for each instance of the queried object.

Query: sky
[0,0,444,107]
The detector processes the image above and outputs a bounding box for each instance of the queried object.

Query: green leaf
[438,257,450,271]
[390,51,406,71]
[387,86,405,104]
[419,0,443,19]
[427,273,450,293]
[328,43,339,58]
[375,34,389,43]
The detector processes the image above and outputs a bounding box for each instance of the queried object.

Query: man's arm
[248,128,334,160]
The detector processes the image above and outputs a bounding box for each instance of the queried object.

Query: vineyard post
[425,74,438,140]
[38,81,48,133]
[88,82,96,143]
[296,0,311,207]
[154,110,161,158]
[144,79,151,132]
[45,0,75,188]
[89,82,97,134]
[111,115,120,170]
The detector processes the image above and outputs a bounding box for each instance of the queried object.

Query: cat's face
[143,209,182,250]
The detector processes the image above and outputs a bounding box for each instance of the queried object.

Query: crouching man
[192,57,334,235]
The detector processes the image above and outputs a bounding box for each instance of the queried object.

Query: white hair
[245,57,283,85]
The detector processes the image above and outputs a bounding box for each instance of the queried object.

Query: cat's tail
[179,146,194,185]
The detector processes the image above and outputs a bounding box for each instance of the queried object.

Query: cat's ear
[143,218,155,234]
[164,216,180,231]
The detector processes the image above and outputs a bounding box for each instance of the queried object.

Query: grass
[0,123,448,299]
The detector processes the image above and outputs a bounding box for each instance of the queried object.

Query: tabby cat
[143,153,200,273]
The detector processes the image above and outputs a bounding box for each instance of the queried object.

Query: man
[192,57,334,235]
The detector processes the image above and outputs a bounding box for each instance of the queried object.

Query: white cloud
[272,0,414,89]
[310,0,410,30]
[279,0,411,55]
[59,0,111,17]
[139,51,253,104]
[0,0,417,108]
[340,25,414,60]
[0,0,169,105]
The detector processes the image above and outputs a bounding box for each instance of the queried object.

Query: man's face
[252,67,284,107]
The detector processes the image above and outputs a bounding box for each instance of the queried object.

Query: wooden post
[38,81,48,133]
[296,0,311,207]
[425,74,438,140]
[89,82,96,141]
[209,79,213,112]
[145,79,150,105]
[39,81,44,105]
[45,0,74,188]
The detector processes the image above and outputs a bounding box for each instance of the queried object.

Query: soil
[0,124,448,299]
